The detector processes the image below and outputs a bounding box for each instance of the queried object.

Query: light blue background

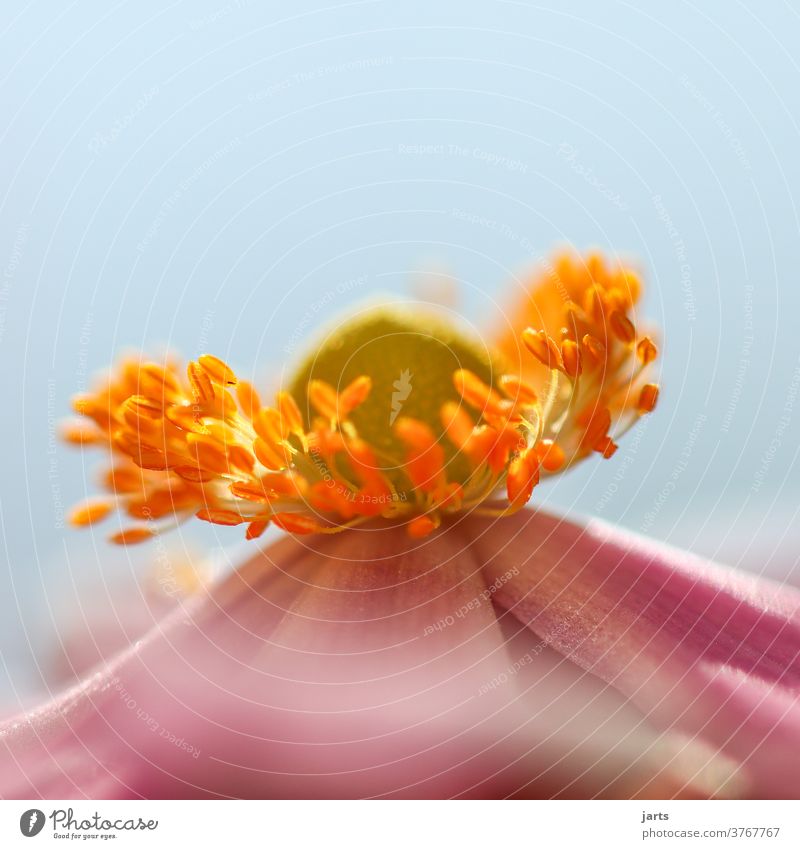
[1,0,799,705]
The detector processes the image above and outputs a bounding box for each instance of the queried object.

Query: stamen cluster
[63,252,658,542]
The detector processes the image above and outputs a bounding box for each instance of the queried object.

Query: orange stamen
[109,527,154,545]
[236,380,262,419]
[453,369,506,417]
[271,513,326,534]
[253,436,290,471]
[536,439,565,472]
[522,328,563,370]
[276,391,304,435]
[308,379,339,421]
[69,499,113,527]
[637,337,658,365]
[198,354,237,386]
[506,452,540,508]
[246,519,270,540]
[440,401,475,450]
[498,374,538,405]
[638,383,660,413]
[407,514,440,538]
[63,250,660,544]
[187,361,214,403]
[610,311,636,344]
[338,375,372,417]
[197,508,247,526]
[581,334,606,369]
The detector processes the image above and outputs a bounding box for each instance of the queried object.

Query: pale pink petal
[469,509,800,798]
[0,522,734,799]
[48,583,177,687]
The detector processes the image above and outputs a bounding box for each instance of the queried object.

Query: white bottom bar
[1,799,796,848]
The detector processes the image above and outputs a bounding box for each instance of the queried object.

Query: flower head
[63,251,659,543]
[7,249,800,802]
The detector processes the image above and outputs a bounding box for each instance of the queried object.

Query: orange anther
[139,363,181,398]
[396,417,445,492]
[347,437,387,488]
[610,311,636,344]
[109,527,154,545]
[271,512,325,534]
[308,379,339,420]
[196,508,246,526]
[165,404,203,432]
[453,369,506,416]
[246,519,270,540]
[69,499,113,527]
[638,383,659,413]
[104,466,144,493]
[227,444,256,473]
[522,328,564,370]
[261,471,308,499]
[506,452,540,508]
[584,407,612,448]
[394,416,437,451]
[338,375,372,416]
[187,361,214,403]
[462,424,497,468]
[581,334,606,369]
[583,285,607,323]
[487,426,524,475]
[137,451,171,472]
[536,439,566,472]
[593,435,618,459]
[309,481,356,520]
[198,354,237,386]
[253,436,289,470]
[187,432,233,475]
[637,337,658,365]
[440,401,475,450]
[173,465,215,483]
[124,395,163,419]
[60,422,103,446]
[253,407,284,445]
[498,375,538,405]
[276,390,304,435]
[407,514,440,538]
[229,480,272,503]
[236,379,262,419]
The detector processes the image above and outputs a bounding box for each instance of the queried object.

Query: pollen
[63,251,659,543]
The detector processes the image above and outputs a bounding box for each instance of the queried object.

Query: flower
[62,250,659,544]
[4,249,796,799]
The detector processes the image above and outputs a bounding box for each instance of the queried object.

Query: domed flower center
[288,307,502,496]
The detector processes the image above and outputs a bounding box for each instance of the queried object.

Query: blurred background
[1,0,798,707]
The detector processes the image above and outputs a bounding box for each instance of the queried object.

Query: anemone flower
[1,252,797,799]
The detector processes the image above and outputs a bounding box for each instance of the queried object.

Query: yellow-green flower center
[288,306,503,491]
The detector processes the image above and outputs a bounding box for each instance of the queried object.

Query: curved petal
[1,522,737,799]
[468,509,800,798]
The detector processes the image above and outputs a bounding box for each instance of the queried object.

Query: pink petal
[469,509,800,798]
[0,522,738,799]
[48,582,178,687]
